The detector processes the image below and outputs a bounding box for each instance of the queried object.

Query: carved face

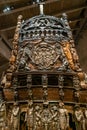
[59,102,64,108]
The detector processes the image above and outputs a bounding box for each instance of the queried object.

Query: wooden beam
[0,32,12,49]
[0,63,9,78]
[0,38,11,60]
[0,0,57,17]
[0,2,86,30]
[75,9,87,43]
[69,18,83,24]
[0,0,30,4]
[0,63,9,71]
[0,3,86,30]
[0,26,16,32]
[55,5,87,17]
[0,1,86,17]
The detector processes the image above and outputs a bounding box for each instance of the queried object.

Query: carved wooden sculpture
[74,105,85,130]
[0,102,6,130]
[11,102,20,130]
[25,101,33,130]
[58,101,69,130]
[0,2,87,130]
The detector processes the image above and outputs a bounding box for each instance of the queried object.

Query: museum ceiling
[0,0,87,77]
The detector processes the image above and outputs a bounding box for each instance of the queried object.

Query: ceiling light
[3,6,12,13]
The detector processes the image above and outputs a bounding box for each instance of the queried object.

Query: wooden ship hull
[0,3,87,130]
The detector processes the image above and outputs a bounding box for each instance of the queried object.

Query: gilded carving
[62,41,75,70]
[77,72,87,88]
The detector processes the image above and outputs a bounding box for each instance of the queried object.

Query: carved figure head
[59,100,64,108]
[13,102,18,106]
[52,105,58,111]
[35,105,40,111]
[28,100,33,107]
[74,104,80,110]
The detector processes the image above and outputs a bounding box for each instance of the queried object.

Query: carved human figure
[11,102,20,130]
[62,41,75,70]
[74,105,85,130]
[70,47,81,70]
[58,101,69,130]
[51,105,59,130]
[34,105,42,130]
[18,44,32,70]
[0,101,6,130]
[25,101,33,130]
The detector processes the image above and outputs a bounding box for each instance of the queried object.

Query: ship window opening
[18,75,27,86]
[64,75,73,87]
[48,74,58,85]
[32,74,42,85]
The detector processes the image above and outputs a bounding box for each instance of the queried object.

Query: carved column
[4,15,23,89]
[42,74,48,102]
[26,74,33,130]
[26,101,33,130]
[73,76,80,102]
[10,15,23,72]
[42,74,49,130]
[13,77,18,101]
[27,74,32,100]
[58,75,64,100]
